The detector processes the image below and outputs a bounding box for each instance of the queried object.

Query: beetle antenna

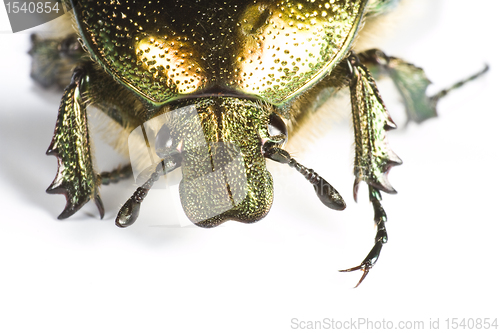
[263,144,346,210]
[115,152,182,228]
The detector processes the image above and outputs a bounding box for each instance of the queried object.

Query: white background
[0,0,498,332]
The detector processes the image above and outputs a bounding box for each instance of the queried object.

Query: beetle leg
[116,151,182,227]
[46,65,104,219]
[29,33,85,89]
[99,164,133,186]
[339,186,387,287]
[342,52,401,286]
[429,65,489,102]
[358,49,489,124]
[347,53,402,198]
[358,49,436,124]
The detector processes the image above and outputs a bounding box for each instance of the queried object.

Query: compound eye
[268,113,288,138]
[155,124,174,158]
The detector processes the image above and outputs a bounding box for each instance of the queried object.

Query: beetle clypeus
[29,0,487,286]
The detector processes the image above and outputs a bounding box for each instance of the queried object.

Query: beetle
[29,0,487,286]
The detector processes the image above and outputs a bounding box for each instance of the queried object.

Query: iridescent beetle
[30,0,487,286]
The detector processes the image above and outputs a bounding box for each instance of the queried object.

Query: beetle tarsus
[340,186,387,287]
[99,164,133,185]
[339,263,371,288]
[430,64,490,103]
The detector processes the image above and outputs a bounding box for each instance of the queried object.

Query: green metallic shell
[70,0,367,105]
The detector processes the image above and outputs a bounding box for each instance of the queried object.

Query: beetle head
[133,97,286,227]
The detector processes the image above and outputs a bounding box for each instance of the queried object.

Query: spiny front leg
[46,65,104,219]
[348,53,402,198]
[342,53,401,287]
